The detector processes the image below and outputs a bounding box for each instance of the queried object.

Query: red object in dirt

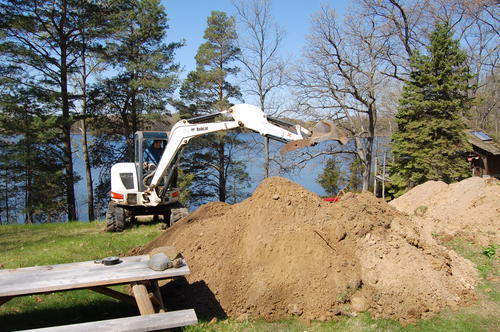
[323,197,340,202]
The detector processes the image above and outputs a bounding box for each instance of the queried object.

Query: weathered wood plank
[0,263,189,290]
[0,256,189,297]
[18,309,198,332]
[131,283,155,315]
[0,257,168,281]
[0,255,148,275]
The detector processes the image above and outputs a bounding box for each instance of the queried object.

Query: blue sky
[162,0,347,76]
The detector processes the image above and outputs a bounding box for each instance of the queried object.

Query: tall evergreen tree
[92,0,182,159]
[75,0,114,222]
[390,22,473,197]
[89,0,181,211]
[0,0,106,221]
[316,157,344,196]
[178,11,249,204]
[0,86,67,223]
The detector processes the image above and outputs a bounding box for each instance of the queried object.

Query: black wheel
[106,202,126,232]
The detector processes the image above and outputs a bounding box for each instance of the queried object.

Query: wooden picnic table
[0,255,197,331]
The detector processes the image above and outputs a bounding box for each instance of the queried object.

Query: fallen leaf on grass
[34,296,43,303]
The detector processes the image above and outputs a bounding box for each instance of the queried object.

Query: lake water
[72,133,389,221]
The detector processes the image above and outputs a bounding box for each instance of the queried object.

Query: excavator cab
[134,132,171,191]
[106,131,182,232]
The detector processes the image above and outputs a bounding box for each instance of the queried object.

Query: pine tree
[0,0,108,221]
[316,158,344,196]
[178,11,249,204]
[0,86,67,223]
[89,0,181,210]
[93,0,182,160]
[390,22,473,197]
[76,0,114,222]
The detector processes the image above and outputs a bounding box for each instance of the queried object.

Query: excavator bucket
[279,120,348,155]
[309,120,348,145]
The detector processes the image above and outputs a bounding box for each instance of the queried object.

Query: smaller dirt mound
[390,177,500,245]
[132,177,477,324]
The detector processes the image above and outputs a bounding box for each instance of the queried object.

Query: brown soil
[131,177,477,324]
[389,177,500,245]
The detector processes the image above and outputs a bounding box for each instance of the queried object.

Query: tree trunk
[126,88,138,161]
[217,59,226,202]
[61,83,77,220]
[121,111,133,161]
[24,107,33,224]
[363,103,376,191]
[218,137,226,202]
[81,119,95,221]
[80,34,95,222]
[264,137,269,178]
[3,169,8,223]
[60,1,77,221]
[362,146,372,191]
[355,136,373,192]
[260,97,270,179]
[62,100,76,220]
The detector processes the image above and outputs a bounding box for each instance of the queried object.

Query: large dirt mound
[132,177,476,323]
[390,177,500,245]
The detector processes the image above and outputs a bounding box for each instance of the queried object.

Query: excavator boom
[106,104,347,231]
[142,104,346,206]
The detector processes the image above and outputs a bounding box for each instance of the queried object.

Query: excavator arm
[143,104,346,206]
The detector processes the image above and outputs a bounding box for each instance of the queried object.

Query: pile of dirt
[132,177,477,324]
[390,177,500,245]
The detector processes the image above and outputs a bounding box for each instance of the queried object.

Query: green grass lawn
[0,222,162,330]
[0,222,498,331]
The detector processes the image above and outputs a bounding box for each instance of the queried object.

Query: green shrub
[482,244,497,258]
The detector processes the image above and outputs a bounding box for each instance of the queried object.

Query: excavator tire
[106,202,125,232]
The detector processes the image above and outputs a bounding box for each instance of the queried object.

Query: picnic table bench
[0,255,197,331]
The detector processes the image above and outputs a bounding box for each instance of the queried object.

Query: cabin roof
[466,129,500,155]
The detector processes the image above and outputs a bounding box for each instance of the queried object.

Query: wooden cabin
[465,129,500,178]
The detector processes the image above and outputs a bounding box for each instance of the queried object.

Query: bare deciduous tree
[358,0,429,80]
[453,0,499,133]
[293,5,389,190]
[233,0,288,178]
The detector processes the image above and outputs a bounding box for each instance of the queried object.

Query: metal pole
[373,156,377,196]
